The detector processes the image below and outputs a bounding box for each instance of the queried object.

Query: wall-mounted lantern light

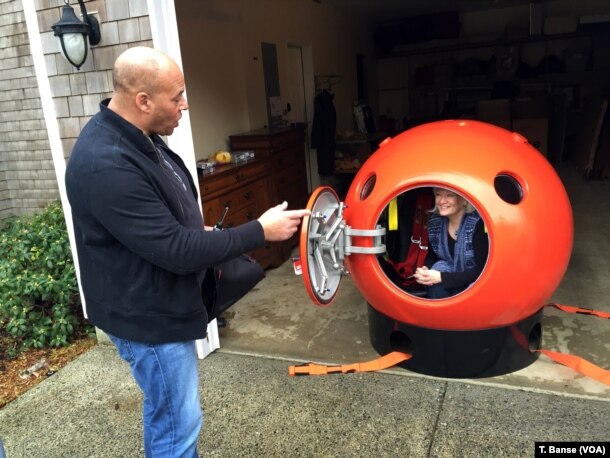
[51,0,101,70]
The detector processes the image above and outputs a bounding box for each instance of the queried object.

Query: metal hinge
[308,202,386,294]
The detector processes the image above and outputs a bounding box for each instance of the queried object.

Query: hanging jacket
[311,89,337,176]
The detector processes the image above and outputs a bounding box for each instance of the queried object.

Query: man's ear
[135,92,151,113]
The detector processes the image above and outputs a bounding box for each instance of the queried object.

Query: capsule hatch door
[299,186,386,306]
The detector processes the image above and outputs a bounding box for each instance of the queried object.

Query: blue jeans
[107,334,202,458]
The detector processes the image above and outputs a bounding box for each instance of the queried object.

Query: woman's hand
[414,266,442,286]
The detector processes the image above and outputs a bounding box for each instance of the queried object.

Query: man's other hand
[258,201,310,241]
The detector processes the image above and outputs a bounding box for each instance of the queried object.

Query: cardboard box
[476,99,511,130]
[564,48,589,72]
[414,65,435,85]
[477,99,511,121]
[544,16,578,35]
[480,119,511,130]
[476,99,511,129]
[512,96,548,119]
[475,97,551,153]
[434,63,454,83]
[513,118,549,156]
[506,23,529,40]
[411,93,437,119]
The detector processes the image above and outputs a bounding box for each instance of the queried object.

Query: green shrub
[0,200,93,352]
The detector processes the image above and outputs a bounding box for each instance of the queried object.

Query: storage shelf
[377,24,610,134]
[379,69,610,94]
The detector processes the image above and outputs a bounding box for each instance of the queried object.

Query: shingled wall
[0,0,56,219]
[0,0,152,221]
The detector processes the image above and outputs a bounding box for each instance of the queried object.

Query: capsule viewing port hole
[494,174,523,205]
[360,174,376,200]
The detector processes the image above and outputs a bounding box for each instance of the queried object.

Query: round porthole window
[494,173,524,205]
[376,187,489,300]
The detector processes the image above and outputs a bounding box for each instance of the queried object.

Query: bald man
[65,47,308,457]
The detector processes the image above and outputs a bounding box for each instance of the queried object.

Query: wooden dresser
[198,126,308,269]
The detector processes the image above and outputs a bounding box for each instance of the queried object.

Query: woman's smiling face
[434,188,466,218]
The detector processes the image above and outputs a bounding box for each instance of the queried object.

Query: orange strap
[534,349,610,386]
[288,351,411,376]
[547,302,610,319]
[534,303,610,386]
[288,304,608,383]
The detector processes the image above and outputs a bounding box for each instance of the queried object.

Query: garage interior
[183,0,610,396]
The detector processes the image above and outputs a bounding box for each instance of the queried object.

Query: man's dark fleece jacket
[65,100,265,343]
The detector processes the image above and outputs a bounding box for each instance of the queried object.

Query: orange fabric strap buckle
[288,351,412,377]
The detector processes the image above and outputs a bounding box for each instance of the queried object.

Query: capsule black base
[368,304,543,378]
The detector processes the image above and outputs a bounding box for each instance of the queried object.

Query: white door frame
[23,0,218,359]
[22,0,85,316]
[147,0,219,359]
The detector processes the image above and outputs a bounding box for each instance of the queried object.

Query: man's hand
[258,201,310,241]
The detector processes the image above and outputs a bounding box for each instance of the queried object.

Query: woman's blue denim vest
[427,211,480,272]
